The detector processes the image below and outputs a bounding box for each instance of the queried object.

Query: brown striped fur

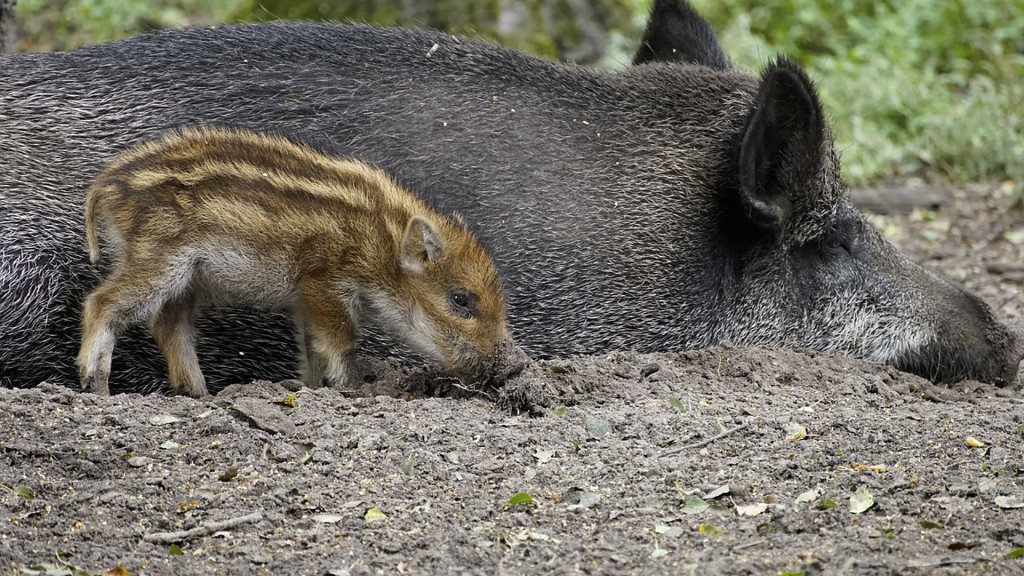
[78,126,513,397]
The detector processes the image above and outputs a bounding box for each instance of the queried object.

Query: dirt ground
[1,182,1022,576]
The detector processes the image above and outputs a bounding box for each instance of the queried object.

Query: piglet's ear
[739,58,825,231]
[401,215,444,275]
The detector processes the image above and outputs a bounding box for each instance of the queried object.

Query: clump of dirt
[1,184,1022,575]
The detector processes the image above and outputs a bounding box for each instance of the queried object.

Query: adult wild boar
[0,0,1020,392]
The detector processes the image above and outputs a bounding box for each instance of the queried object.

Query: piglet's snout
[493,339,530,381]
[464,339,529,386]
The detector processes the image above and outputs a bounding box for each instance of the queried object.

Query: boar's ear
[401,215,444,275]
[633,0,732,69]
[738,58,825,231]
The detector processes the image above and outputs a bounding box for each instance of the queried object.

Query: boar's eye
[819,220,855,258]
[823,236,852,258]
[447,287,479,319]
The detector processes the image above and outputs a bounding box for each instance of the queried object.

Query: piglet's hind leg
[78,288,119,396]
[79,268,169,394]
[79,253,189,395]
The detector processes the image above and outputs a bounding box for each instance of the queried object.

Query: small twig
[448,378,495,400]
[143,512,263,544]
[662,422,751,456]
[732,539,767,551]
[427,373,495,400]
[905,557,980,569]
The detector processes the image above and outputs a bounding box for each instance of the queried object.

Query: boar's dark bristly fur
[0,0,1020,392]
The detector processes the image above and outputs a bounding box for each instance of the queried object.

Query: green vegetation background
[13,0,1024,187]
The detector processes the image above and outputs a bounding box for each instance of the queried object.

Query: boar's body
[0,10,1020,392]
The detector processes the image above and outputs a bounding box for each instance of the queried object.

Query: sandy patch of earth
[1,183,1022,575]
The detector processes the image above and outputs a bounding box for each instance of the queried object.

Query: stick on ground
[143,512,264,544]
[662,422,751,456]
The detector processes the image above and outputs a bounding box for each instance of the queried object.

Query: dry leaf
[736,503,768,517]
[965,436,985,448]
[149,414,181,426]
[785,422,807,442]
[704,485,730,500]
[850,487,875,514]
[796,489,819,503]
[313,514,345,523]
[994,496,1024,509]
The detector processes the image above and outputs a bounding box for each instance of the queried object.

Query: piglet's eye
[447,287,479,319]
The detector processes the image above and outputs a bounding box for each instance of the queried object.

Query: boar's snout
[963,292,1022,386]
[999,325,1024,385]
[878,273,1022,386]
[916,285,1023,386]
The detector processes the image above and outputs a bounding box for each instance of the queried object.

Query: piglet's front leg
[149,291,209,398]
[298,277,361,392]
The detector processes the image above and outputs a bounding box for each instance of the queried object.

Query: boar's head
[722,55,1021,384]
[634,0,1022,384]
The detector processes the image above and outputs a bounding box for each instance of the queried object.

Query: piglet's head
[396,214,523,384]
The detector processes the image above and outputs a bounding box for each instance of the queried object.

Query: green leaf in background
[584,414,610,437]
[14,0,1024,189]
[668,397,686,412]
[504,492,536,510]
[815,499,838,511]
[698,523,724,538]
[682,496,710,515]
[689,0,1024,189]
[364,507,386,522]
